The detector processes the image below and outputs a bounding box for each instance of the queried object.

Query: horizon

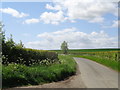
[27,47,119,51]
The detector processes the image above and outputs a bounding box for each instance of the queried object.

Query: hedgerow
[2,45,58,66]
[2,33,58,66]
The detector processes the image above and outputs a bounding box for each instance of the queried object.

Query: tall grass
[2,55,76,88]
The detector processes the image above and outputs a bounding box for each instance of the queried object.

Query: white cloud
[23,18,40,24]
[17,0,117,25]
[46,4,62,11]
[42,0,118,24]
[112,20,120,28]
[101,20,119,28]
[53,0,119,2]
[0,8,29,18]
[25,28,117,50]
[66,1,117,22]
[40,11,66,25]
[89,17,104,23]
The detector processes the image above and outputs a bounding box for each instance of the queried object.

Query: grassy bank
[73,54,119,72]
[2,55,76,88]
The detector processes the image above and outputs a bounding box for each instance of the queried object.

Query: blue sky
[0,1,118,50]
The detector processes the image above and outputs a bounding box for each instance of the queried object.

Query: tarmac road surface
[74,57,118,88]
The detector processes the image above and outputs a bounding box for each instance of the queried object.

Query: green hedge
[2,45,58,66]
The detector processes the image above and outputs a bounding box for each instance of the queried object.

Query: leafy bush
[1,29,58,66]
[2,45,58,66]
[1,35,57,65]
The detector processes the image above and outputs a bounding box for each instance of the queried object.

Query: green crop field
[52,48,119,54]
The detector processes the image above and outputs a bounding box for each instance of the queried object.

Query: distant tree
[16,40,24,48]
[6,34,15,48]
[61,41,68,54]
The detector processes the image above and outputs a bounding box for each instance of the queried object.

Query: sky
[0,0,119,50]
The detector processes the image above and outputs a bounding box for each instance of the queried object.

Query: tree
[0,22,5,64]
[61,41,68,54]
[6,34,15,48]
[0,22,5,45]
[16,40,24,48]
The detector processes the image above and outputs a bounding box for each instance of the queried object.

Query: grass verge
[73,55,119,72]
[2,55,76,88]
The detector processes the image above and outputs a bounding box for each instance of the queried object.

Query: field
[52,48,119,54]
[52,49,120,71]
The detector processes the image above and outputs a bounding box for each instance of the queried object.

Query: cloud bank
[25,28,117,50]
[40,0,117,24]
[0,7,29,18]
[23,0,118,25]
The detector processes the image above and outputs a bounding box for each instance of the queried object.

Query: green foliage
[16,40,24,48]
[0,22,5,49]
[74,51,119,61]
[61,41,68,54]
[1,31,58,66]
[1,22,58,66]
[75,55,119,71]
[2,55,76,88]
[2,45,58,66]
